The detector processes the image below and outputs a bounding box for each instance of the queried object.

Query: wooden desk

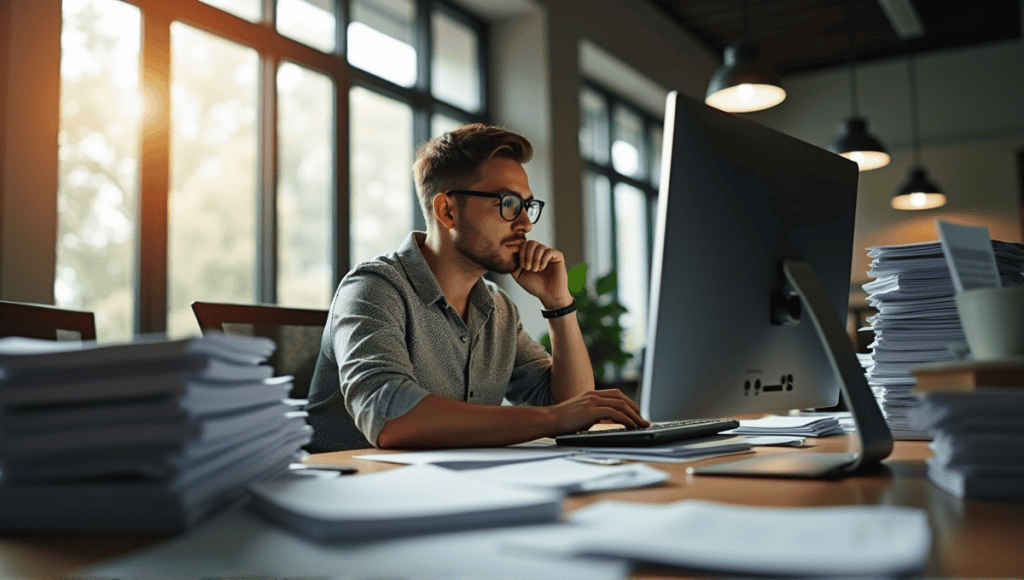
[3,437,1024,578]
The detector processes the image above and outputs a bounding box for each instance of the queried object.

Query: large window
[347,0,488,264]
[56,0,487,340]
[580,81,662,379]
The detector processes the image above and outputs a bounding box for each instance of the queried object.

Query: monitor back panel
[641,92,859,422]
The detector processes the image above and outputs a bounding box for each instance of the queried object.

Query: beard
[453,219,523,275]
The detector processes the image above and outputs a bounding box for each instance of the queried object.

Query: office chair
[0,300,97,341]
[190,301,328,399]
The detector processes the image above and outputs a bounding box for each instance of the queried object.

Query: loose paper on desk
[464,457,669,494]
[505,500,931,576]
[355,447,578,469]
[937,220,1001,293]
[359,436,753,467]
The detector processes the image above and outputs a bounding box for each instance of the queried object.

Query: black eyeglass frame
[446,190,546,223]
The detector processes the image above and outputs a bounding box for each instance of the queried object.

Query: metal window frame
[580,79,661,300]
[349,0,489,233]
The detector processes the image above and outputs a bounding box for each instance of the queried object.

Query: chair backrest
[191,301,328,400]
[0,300,97,341]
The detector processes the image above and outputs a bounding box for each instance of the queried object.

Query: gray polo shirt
[305,232,554,451]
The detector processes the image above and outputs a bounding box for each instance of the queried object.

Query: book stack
[0,333,312,533]
[861,240,1024,439]
[907,369,1024,499]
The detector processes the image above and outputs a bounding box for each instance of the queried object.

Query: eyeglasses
[447,190,545,224]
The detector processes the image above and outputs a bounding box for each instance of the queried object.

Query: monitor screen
[640,91,859,422]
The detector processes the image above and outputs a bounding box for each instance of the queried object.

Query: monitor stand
[690,259,894,478]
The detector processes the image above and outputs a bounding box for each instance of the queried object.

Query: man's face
[451,157,534,275]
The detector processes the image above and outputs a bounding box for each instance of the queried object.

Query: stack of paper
[907,390,1024,499]
[505,500,932,577]
[861,240,1024,439]
[722,415,844,437]
[0,334,312,532]
[247,464,563,541]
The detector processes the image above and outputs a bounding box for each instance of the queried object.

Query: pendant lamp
[705,0,785,113]
[891,56,946,210]
[828,1,890,171]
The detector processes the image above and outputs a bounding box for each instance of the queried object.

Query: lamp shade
[828,117,890,171]
[891,167,946,210]
[705,42,786,113]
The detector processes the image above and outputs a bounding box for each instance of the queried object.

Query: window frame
[347,0,490,233]
[60,0,488,336]
[581,79,662,301]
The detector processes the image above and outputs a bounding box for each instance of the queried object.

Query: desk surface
[3,436,1024,578]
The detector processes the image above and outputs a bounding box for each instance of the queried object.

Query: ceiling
[647,0,1023,76]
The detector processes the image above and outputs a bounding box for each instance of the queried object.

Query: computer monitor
[640,92,891,477]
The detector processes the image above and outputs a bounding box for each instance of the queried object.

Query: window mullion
[137,11,172,334]
[337,0,349,55]
[410,0,432,232]
[258,54,279,304]
[416,0,432,98]
[334,68,351,285]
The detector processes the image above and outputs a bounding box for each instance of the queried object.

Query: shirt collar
[398,231,495,316]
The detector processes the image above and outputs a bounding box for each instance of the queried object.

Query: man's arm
[542,295,594,403]
[511,240,603,403]
[376,389,645,449]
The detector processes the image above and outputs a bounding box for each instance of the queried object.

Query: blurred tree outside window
[278,63,334,309]
[350,87,414,265]
[278,0,337,53]
[57,0,141,342]
[167,23,260,338]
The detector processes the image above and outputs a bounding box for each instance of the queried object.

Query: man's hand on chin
[510,240,573,310]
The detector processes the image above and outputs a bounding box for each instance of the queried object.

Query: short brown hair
[412,123,533,223]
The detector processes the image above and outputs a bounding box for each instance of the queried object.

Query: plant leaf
[595,270,617,296]
[539,333,552,354]
[567,263,588,295]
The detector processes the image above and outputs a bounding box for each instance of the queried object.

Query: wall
[746,40,1024,290]
[0,1,61,303]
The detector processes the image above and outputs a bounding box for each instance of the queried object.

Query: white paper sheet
[464,457,669,493]
[937,220,1001,293]
[505,500,931,576]
[355,447,577,469]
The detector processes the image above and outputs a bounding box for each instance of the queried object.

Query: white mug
[955,286,1024,360]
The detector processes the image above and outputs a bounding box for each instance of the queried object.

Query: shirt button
[460,335,467,343]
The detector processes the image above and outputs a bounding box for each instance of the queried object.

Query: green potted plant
[540,263,634,386]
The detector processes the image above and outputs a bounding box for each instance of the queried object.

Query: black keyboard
[553,418,739,447]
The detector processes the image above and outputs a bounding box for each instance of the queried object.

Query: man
[305,124,647,451]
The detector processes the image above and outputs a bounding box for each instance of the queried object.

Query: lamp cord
[740,0,750,42]
[846,0,858,116]
[908,56,921,167]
